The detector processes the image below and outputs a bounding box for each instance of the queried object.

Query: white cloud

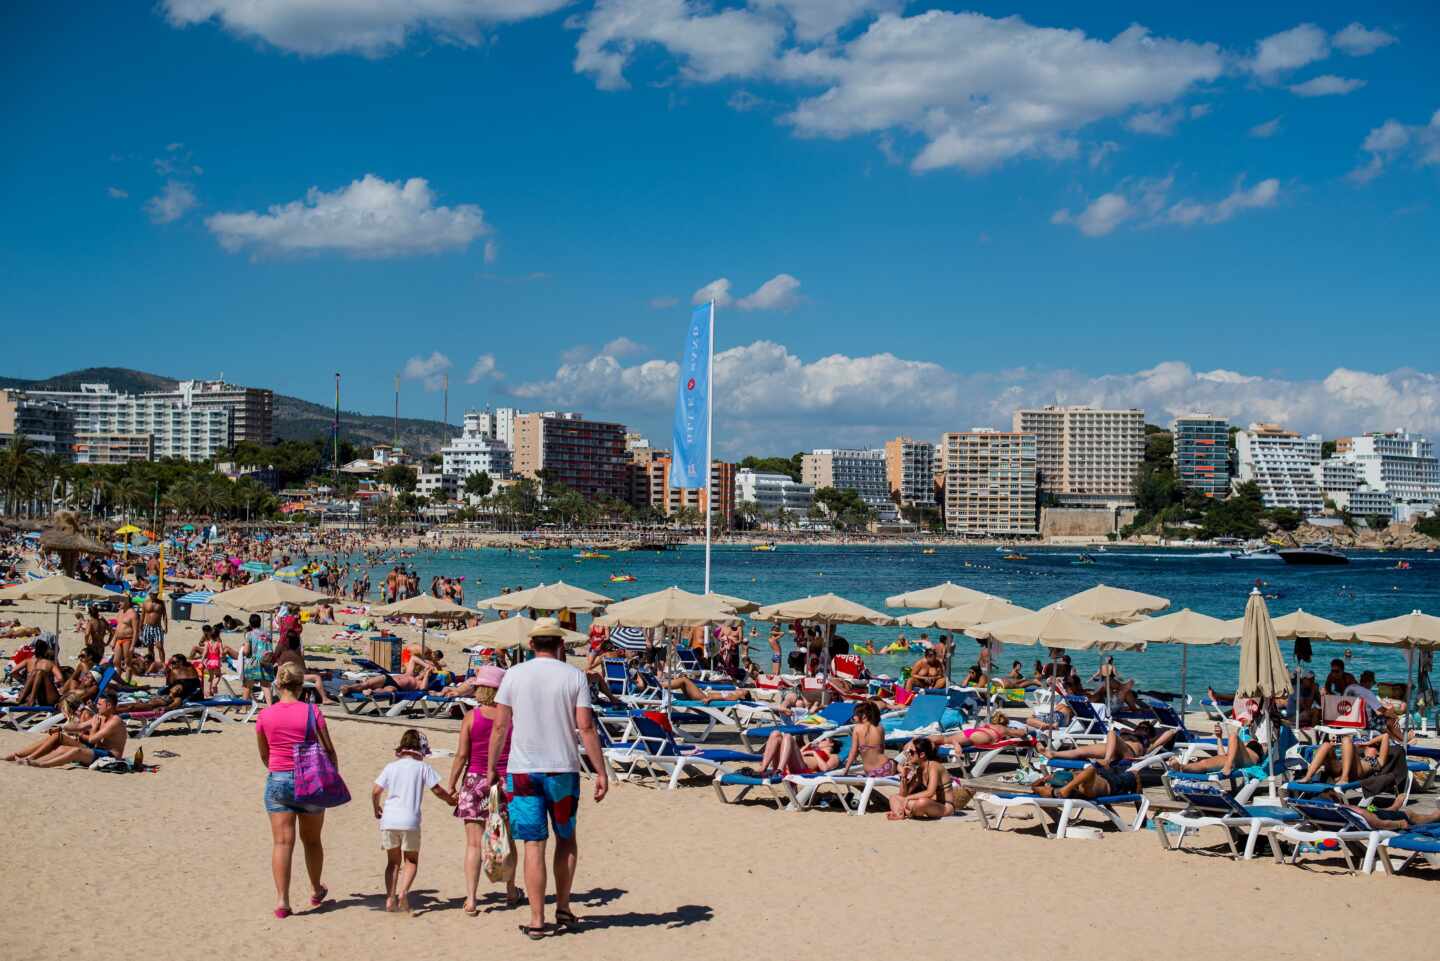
[483,238,499,263]
[779,14,1224,173]
[402,351,453,390]
[107,186,129,199]
[1289,75,1364,97]
[1249,117,1282,139]
[163,0,569,56]
[1088,141,1119,169]
[600,336,647,358]
[1332,23,1397,57]
[145,180,198,223]
[1350,111,1440,183]
[750,0,903,43]
[511,343,1440,454]
[1125,108,1186,136]
[465,353,501,383]
[206,174,488,258]
[1250,23,1329,77]
[1051,193,1133,237]
[1165,178,1280,226]
[648,295,679,309]
[1054,175,1278,236]
[572,0,785,91]
[692,277,733,307]
[736,273,801,311]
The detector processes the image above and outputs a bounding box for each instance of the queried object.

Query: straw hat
[528,617,567,639]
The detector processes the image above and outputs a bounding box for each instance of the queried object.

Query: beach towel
[482,785,516,882]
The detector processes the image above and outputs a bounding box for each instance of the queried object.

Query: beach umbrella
[593,586,740,628]
[608,626,649,651]
[180,524,196,532]
[1045,583,1170,625]
[114,524,142,536]
[1118,608,1242,715]
[1332,611,1440,722]
[0,574,123,656]
[240,561,272,574]
[1237,589,1291,699]
[753,593,895,705]
[1268,609,1352,640]
[477,581,612,614]
[211,579,334,613]
[705,591,760,614]
[885,581,995,609]
[897,597,1033,629]
[969,605,1144,652]
[370,594,472,619]
[449,615,586,651]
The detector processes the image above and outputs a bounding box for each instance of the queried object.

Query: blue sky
[2,1,1437,454]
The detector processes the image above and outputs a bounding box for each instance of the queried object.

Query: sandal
[519,924,546,940]
[463,903,480,917]
[555,908,579,930]
[310,885,329,907]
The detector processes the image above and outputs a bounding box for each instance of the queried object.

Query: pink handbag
[293,705,351,808]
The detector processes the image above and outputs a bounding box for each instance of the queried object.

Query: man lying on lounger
[4,692,128,767]
[108,655,206,715]
[1042,721,1179,766]
[1031,760,1139,800]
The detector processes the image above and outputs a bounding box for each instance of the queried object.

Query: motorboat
[1278,545,1348,566]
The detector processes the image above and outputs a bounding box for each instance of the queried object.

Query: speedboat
[1230,545,1280,560]
[1278,545,1348,566]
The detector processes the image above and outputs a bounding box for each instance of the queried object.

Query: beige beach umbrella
[593,586,740,629]
[449,616,586,650]
[969,605,1144,652]
[898,596,1033,630]
[370,594,472,619]
[1331,610,1440,648]
[705,591,760,614]
[752,593,895,625]
[211,578,334,613]
[885,581,995,609]
[1269,609,1351,640]
[477,581,612,613]
[0,574,123,652]
[1046,583,1170,625]
[1237,589,1291,699]
[1119,608,1242,712]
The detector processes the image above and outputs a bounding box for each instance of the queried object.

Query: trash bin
[171,598,193,621]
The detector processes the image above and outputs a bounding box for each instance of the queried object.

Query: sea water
[342,544,1439,695]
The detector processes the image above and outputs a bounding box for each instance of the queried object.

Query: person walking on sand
[372,730,457,915]
[139,591,168,672]
[487,618,608,940]
[255,663,337,919]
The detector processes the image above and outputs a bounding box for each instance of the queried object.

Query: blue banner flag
[669,303,712,489]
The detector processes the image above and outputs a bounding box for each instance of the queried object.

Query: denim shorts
[264,771,324,814]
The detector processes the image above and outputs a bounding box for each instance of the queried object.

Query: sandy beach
[0,591,1435,961]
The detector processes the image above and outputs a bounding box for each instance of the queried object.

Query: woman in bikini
[17,639,63,707]
[840,700,895,777]
[758,732,842,776]
[1295,709,1403,784]
[934,709,1023,751]
[1167,719,1268,777]
[888,738,955,820]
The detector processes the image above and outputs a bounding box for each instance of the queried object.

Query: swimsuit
[140,624,164,648]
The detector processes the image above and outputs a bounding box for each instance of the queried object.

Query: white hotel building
[1336,430,1439,520]
[1234,423,1324,514]
[735,469,814,516]
[440,411,514,480]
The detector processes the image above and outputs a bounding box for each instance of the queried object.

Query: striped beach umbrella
[609,626,648,651]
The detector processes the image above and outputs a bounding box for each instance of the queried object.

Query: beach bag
[1322,694,1366,729]
[481,785,516,883]
[292,706,351,808]
[1230,698,1261,723]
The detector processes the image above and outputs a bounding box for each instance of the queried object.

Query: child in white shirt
[372,729,457,914]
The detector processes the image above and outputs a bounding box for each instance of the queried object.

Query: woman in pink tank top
[446,665,516,913]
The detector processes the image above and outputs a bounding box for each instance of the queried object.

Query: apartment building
[1012,406,1144,508]
[941,429,1038,535]
[512,412,629,501]
[1234,423,1323,514]
[735,469,814,517]
[884,436,937,507]
[801,448,895,517]
[1172,413,1231,499]
[0,389,76,457]
[1336,430,1439,516]
[629,456,735,525]
[440,411,513,479]
[72,433,154,465]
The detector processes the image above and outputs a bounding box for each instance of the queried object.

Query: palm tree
[114,477,148,523]
[0,438,42,517]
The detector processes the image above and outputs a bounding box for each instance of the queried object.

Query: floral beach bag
[293,705,352,808]
[481,785,516,882]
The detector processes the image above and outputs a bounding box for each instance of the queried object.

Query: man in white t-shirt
[488,618,608,939]
[1342,670,1383,714]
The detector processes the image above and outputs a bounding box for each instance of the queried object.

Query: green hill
[1,367,455,455]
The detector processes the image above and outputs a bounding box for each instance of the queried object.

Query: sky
[1,1,1437,456]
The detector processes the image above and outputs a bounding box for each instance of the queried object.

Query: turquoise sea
[345,544,1439,695]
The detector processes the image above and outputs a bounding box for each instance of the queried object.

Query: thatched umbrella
[38,510,111,576]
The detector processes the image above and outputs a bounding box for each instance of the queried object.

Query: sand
[2,599,1436,960]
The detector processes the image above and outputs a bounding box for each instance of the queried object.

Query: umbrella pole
[1179,646,1188,733]
[54,602,61,662]
[820,622,833,707]
[1407,645,1416,731]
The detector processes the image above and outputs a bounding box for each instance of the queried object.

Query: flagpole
[704,299,715,595]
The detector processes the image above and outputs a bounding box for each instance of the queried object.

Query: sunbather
[887,738,955,820]
[1295,729,1395,785]
[840,700,895,777]
[1041,721,1177,765]
[112,656,205,715]
[661,675,771,704]
[16,640,62,707]
[1032,760,1139,800]
[904,648,945,691]
[1167,721,1267,777]
[935,709,1026,750]
[5,692,128,767]
[758,731,841,776]
[1343,803,1440,829]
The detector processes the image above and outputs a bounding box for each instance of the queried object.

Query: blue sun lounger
[1267,797,1397,874]
[605,713,761,790]
[1378,824,1440,875]
[1156,779,1302,859]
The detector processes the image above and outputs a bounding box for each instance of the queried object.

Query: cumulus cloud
[401,351,453,391]
[206,174,488,258]
[465,353,501,383]
[163,0,569,56]
[483,239,499,263]
[145,180,198,223]
[1289,75,1364,97]
[1350,110,1440,183]
[750,0,903,43]
[1126,108,1187,136]
[107,186,129,199]
[736,273,802,311]
[1249,117,1282,139]
[600,336,647,358]
[572,0,786,91]
[512,343,1440,454]
[692,277,734,307]
[1088,141,1119,169]
[1332,23,1397,57]
[1250,23,1329,77]
[1053,175,1278,237]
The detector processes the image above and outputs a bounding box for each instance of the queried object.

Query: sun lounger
[1156,779,1302,859]
[1266,798,1397,874]
[1377,824,1440,875]
[781,771,900,815]
[604,713,760,790]
[881,694,952,747]
[712,771,790,806]
[134,696,251,737]
[975,789,1150,837]
[2,666,119,733]
[737,700,856,751]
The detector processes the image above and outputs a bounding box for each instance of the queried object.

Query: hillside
[1,367,455,455]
